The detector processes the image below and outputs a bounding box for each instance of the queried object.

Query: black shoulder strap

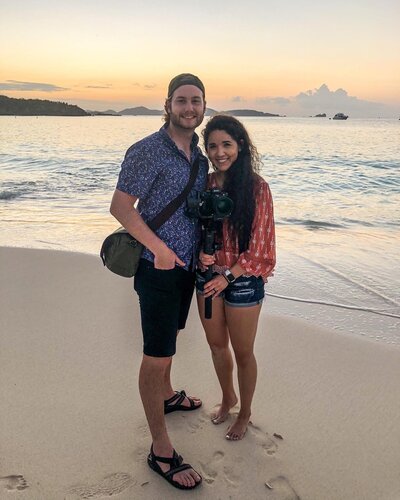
[147,156,201,232]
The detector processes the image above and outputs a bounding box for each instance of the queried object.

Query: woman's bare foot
[225,414,251,440]
[211,395,238,425]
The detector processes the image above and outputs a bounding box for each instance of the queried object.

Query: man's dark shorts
[134,258,195,357]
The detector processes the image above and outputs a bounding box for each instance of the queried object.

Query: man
[110,74,208,490]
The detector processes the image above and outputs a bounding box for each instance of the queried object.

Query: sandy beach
[1,246,399,500]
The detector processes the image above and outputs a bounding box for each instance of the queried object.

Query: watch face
[225,270,235,283]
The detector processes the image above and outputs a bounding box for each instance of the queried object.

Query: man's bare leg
[162,334,202,410]
[163,357,174,398]
[139,354,201,487]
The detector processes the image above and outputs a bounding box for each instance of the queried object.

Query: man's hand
[154,243,185,270]
[110,190,185,270]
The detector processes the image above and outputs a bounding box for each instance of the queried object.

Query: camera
[186,188,233,221]
[186,188,233,320]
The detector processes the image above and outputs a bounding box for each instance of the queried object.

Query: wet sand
[1,247,399,499]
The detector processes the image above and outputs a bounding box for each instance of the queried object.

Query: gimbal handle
[203,226,217,319]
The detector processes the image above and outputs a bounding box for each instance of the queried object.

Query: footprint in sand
[66,472,135,499]
[168,408,207,433]
[184,413,207,432]
[0,475,29,491]
[197,410,209,423]
[200,451,246,488]
[198,451,225,484]
[249,423,278,456]
[136,422,150,438]
[186,420,202,433]
[265,475,300,500]
[134,446,152,462]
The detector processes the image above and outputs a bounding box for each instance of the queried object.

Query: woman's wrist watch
[223,269,236,283]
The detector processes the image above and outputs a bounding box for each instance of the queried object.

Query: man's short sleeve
[116,142,162,199]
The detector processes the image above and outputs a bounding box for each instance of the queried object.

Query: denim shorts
[195,271,265,307]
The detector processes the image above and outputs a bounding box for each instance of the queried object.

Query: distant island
[223,109,280,117]
[0,95,88,116]
[314,113,327,117]
[86,109,121,116]
[0,95,282,117]
[119,106,162,116]
[116,107,280,117]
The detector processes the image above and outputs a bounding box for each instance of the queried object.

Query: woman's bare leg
[197,294,237,423]
[224,303,262,440]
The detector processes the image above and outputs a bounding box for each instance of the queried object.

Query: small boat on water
[332,113,348,120]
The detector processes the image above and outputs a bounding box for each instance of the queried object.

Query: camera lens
[215,197,233,217]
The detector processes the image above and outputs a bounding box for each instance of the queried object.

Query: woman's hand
[203,274,229,299]
[199,250,216,267]
[198,250,216,272]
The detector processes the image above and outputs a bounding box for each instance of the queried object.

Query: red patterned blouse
[209,172,276,282]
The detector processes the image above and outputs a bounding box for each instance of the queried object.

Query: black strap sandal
[164,390,202,415]
[147,445,202,490]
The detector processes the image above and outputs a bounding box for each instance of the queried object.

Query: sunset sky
[1,0,399,117]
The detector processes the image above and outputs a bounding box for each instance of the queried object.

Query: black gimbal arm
[203,226,217,319]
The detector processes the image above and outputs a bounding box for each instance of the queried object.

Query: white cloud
[85,84,112,89]
[255,84,395,117]
[256,96,291,106]
[130,82,157,90]
[292,84,389,117]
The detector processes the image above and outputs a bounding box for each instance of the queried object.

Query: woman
[196,115,276,440]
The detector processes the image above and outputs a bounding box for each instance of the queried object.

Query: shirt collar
[159,124,200,151]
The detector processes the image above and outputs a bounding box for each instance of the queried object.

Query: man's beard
[168,110,204,130]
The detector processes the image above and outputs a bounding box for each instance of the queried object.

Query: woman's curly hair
[202,114,261,253]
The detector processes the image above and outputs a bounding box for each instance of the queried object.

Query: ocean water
[1,116,399,345]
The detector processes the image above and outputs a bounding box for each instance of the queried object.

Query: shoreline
[1,247,400,499]
[2,243,399,348]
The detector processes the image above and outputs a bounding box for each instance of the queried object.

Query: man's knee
[142,353,173,372]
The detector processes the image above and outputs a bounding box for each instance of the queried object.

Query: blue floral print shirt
[116,125,209,271]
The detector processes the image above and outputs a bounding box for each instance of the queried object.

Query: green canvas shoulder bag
[100,157,200,278]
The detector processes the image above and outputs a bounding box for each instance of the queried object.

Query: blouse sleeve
[237,180,276,278]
